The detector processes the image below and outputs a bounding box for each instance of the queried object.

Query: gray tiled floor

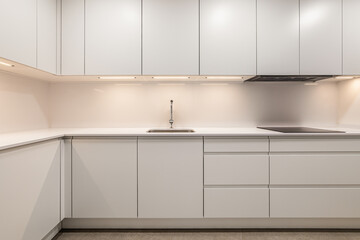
[54,231,360,240]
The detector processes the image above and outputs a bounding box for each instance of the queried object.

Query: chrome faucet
[169,100,174,128]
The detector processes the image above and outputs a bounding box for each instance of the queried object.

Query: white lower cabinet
[271,188,360,218]
[138,137,203,218]
[0,140,61,240]
[205,188,269,218]
[72,138,137,218]
[269,137,360,218]
[271,155,360,185]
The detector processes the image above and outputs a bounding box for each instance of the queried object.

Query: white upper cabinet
[143,0,199,75]
[343,0,360,75]
[300,0,342,75]
[200,0,256,75]
[85,0,141,75]
[0,0,37,67]
[37,0,57,74]
[257,0,299,75]
[61,0,85,75]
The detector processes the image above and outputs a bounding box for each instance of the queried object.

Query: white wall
[338,78,360,127]
[49,81,338,128]
[0,71,49,133]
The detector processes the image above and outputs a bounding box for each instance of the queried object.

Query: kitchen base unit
[2,134,360,240]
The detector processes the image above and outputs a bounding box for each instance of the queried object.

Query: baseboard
[61,218,360,229]
[42,223,62,240]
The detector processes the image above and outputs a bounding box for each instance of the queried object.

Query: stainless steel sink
[147,129,195,133]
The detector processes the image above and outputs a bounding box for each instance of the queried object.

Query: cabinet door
[300,0,342,75]
[271,188,360,218]
[200,0,256,75]
[37,0,57,74]
[257,0,299,75]
[143,0,199,75]
[61,0,85,75]
[0,140,60,240]
[138,137,203,218]
[343,0,360,75]
[72,138,137,218]
[0,0,37,67]
[205,188,269,218]
[85,0,141,75]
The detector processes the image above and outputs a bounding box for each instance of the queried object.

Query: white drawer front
[205,188,269,218]
[271,155,360,185]
[271,188,360,218]
[204,138,269,153]
[270,138,360,152]
[205,155,269,185]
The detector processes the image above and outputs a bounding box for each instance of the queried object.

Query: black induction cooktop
[258,127,345,133]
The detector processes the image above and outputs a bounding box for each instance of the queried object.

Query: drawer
[270,188,360,218]
[270,138,360,152]
[271,155,360,185]
[204,138,269,153]
[205,155,269,185]
[204,188,269,218]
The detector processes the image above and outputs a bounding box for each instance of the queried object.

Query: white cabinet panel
[205,155,269,185]
[37,0,57,74]
[0,140,61,240]
[271,155,360,185]
[143,0,199,75]
[72,138,137,218]
[200,0,256,75]
[271,188,360,218]
[204,138,269,153]
[343,0,360,75]
[205,188,269,218]
[61,139,72,220]
[85,0,141,75]
[0,0,37,67]
[62,0,85,75]
[257,0,299,75]
[270,138,360,152]
[138,137,203,218]
[300,0,342,75]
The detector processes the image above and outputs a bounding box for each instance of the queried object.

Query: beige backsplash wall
[49,81,338,128]
[338,78,360,127]
[0,71,49,133]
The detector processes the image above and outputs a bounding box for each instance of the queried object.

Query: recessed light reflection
[335,76,355,80]
[0,61,14,67]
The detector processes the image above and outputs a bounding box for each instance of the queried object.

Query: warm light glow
[201,83,229,86]
[205,76,243,80]
[304,82,318,86]
[335,76,355,80]
[115,83,142,86]
[98,76,136,80]
[0,61,14,67]
[157,83,186,86]
[152,76,190,80]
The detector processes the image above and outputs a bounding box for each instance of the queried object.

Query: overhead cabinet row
[62,0,360,76]
[0,0,57,74]
[1,0,359,76]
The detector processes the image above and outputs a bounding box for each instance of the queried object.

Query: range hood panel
[245,75,334,82]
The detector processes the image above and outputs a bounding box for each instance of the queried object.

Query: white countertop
[1,127,360,151]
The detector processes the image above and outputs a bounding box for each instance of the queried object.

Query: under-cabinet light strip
[98,76,136,80]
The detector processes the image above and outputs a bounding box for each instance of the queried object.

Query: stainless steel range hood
[245,75,335,82]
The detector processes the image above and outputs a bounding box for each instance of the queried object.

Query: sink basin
[147,129,195,133]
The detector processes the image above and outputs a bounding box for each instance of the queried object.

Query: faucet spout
[169,100,174,128]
